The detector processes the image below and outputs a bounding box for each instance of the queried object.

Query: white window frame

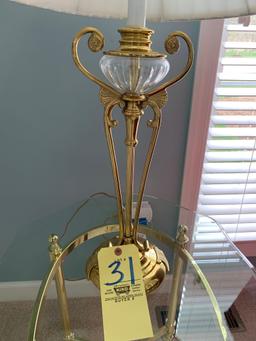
[180,19,224,212]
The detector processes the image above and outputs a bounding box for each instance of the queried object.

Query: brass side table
[27,196,253,341]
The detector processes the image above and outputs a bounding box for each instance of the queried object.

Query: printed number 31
[105,257,135,286]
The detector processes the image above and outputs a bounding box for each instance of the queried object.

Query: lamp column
[123,97,144,242]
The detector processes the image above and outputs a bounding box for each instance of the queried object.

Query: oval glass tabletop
[26,194,254,341]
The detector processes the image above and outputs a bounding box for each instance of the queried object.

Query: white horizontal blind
[177,22,255,338]
[197,17,256,242]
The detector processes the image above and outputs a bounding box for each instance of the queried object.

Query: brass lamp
[10,1,256,340]
[11,0,256,292]
[78,26,193,293]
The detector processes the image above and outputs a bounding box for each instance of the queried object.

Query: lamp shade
[11,0,256,21]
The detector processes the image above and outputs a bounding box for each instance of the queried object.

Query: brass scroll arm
[147,31,194,97]
[72,26,118,96]
[133,91,168,242]
[100,88,125,239]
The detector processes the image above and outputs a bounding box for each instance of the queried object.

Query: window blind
[175,21,256,339]
[197,17,256,242]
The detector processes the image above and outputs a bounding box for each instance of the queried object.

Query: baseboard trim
[0,276,171,302]
[0,279,99,302]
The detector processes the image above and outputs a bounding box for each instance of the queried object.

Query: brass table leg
[164,225,189,340]
[48,235,75,341]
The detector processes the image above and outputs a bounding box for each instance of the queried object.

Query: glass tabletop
[176,214,254,341]
[35,267,230,341]
[26,194,254,341]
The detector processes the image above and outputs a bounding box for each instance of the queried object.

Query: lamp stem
[124,142,135,240]
[123,100,142,241]
[127,0,147,27]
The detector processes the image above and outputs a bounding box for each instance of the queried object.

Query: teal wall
[0,0,200,281]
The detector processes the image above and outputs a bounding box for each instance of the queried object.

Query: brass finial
[176,225,189,248]
[48,234,62,260]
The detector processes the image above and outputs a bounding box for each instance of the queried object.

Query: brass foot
[86,236,169,294]
[64,332,75,340]
[162,331,180,341]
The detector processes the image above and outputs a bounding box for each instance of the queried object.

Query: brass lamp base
[86,236,169,294]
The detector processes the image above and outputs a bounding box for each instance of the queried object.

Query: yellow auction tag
[98,244,153,341]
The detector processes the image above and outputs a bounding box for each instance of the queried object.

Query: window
[181,17,256,245]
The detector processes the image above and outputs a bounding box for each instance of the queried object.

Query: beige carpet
[1,280,256,341]
[0,294,167,341]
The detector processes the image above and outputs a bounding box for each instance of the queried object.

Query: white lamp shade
[11,0,256,21]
